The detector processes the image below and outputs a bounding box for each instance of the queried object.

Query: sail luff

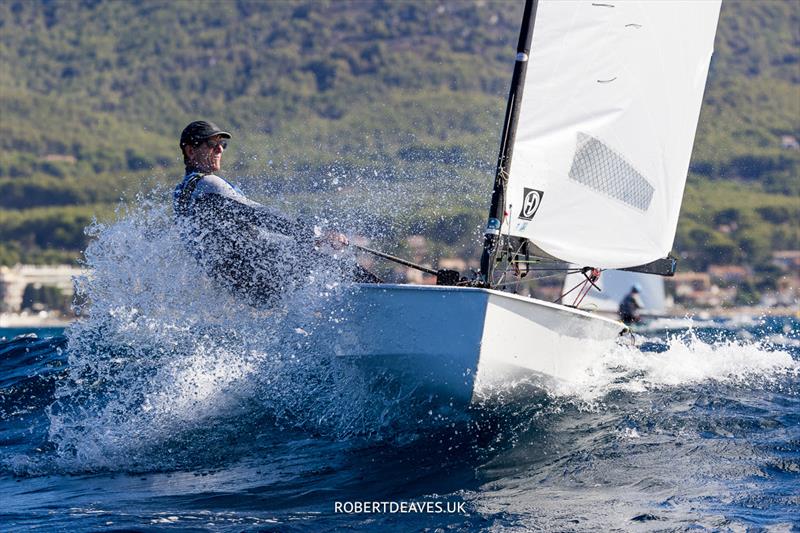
[479,0,538,285]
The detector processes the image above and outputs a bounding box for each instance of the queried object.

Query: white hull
[320,284,625,405]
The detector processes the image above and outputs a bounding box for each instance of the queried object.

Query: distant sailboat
[326,0,722,404]
[562,269,668,319]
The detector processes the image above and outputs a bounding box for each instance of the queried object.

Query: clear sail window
[568,132,654,211]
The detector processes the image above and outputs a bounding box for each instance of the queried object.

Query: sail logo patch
[518,188,544,220]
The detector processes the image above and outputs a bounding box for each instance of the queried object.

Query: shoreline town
[1,253,798,331]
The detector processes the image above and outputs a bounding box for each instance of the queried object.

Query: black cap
[180,120,231,147]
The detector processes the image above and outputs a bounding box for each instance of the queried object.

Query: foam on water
[36,189,413,474]
[471,326,799,409]
[557,331,798,407]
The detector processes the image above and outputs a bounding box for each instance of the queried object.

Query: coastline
[670,305,799,320]
[0,312,74,329]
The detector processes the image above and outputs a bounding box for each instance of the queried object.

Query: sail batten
[502,0,721,270]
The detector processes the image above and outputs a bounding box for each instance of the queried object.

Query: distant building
[772,250,800,272]
[716,222,737,234]
[0,265,85,313]
[775,274,800,306]
[402,268,436,285]
[405,235,428,262]
[670,272,711,293]
[780,135,799,150]
[666,271,736,308]
[438,257,467,272]
[42,154,78,163]
[708,264,751,282]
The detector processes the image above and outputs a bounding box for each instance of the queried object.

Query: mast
[479,0,538,286]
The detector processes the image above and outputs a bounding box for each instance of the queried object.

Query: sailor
[174,120,375,306]
[618,283,645,325]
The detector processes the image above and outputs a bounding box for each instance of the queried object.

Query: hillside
[0,0,797,281]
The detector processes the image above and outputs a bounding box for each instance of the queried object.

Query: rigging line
[554,280,583,304]
[495,270,582,287]
[554,267,605,304]
[501,272,583,283]
[573,268,602,307]
[570,281,586,306]
[498,267,583,277]
[507,259,569,264]
[573,281,593,307]
[502,201,514,280]
[506,265,580,271]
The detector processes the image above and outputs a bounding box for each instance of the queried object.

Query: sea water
[0,193,798,531]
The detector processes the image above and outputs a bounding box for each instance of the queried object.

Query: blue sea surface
[1,316,798,532]
[1,202,798,531]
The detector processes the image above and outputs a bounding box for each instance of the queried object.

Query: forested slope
[0,0,797,273]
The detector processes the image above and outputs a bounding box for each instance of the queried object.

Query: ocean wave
[2,190,797,479]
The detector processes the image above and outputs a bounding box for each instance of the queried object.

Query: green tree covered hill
[0,0,797,276]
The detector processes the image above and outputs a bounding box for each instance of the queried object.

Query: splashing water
[564,331,800,402]
[43,188,421,474]
[41,191,799,474]
[1,174,797,529]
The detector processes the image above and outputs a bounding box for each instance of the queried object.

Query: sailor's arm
[194,192,315,241]
[191,175,347,246]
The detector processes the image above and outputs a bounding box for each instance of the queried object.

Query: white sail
[504,0,721,269]
[563,269,667,316]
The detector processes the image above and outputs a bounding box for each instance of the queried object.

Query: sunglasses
[203,139,228,150]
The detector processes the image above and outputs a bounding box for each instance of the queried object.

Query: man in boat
[618,283,645,325]
[174,120,377,307]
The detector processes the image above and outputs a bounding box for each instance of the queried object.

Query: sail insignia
[568,132,654,212]
[517,188,545,220]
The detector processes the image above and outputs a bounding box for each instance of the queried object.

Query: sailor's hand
[315,230,348,250]
[327,231,349,250]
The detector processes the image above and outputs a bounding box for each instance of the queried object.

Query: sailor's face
[188,135,225,172]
